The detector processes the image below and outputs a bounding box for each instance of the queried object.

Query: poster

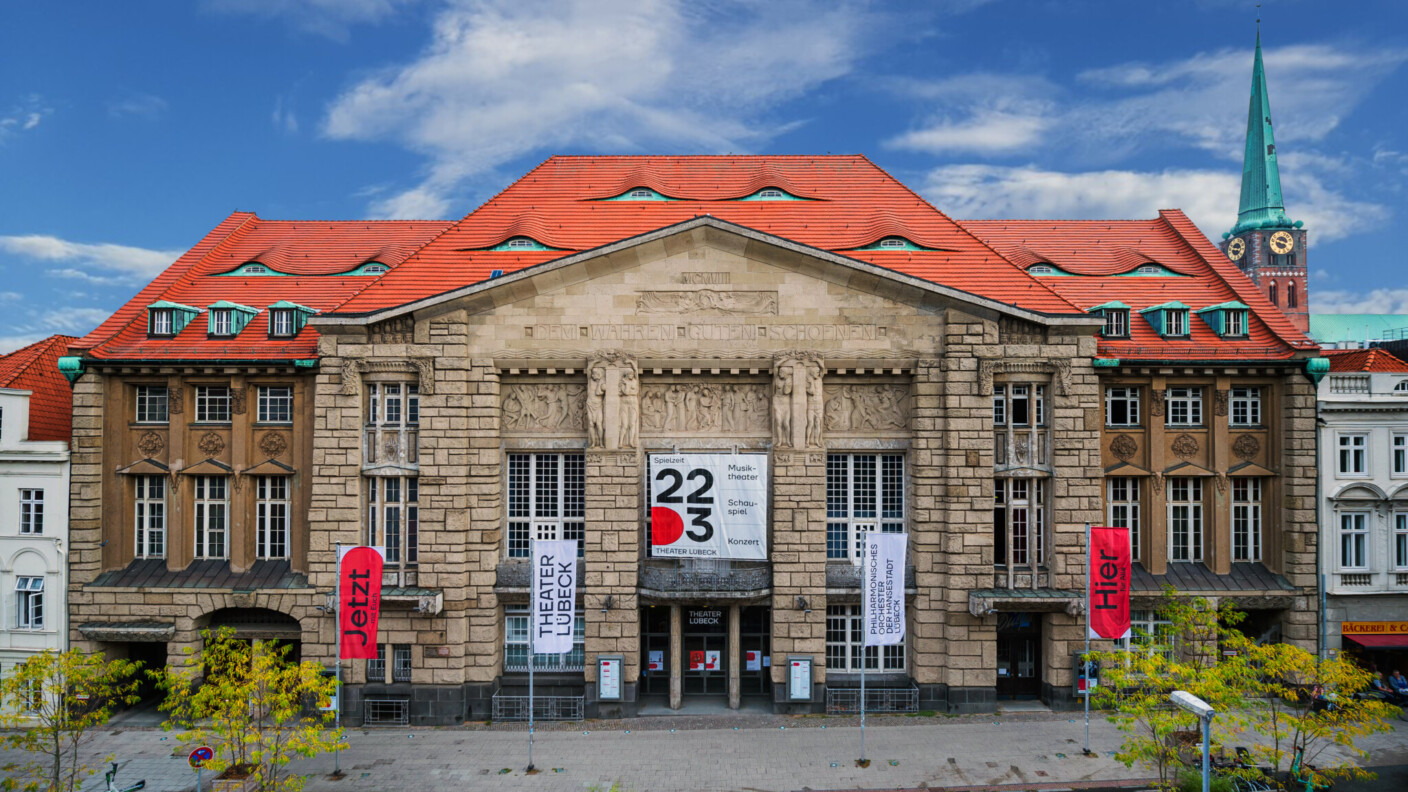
[690,650,705,671]
[649,454,768,559]
[599,657,621,700]
[705,650,720,670]
[338,546,384,659]
[532,539,579,654]
[745,650,760,671]
[1088,526,1132,640]
[863,532,907,647]
[788,658,811,701]
[648,650,664,672]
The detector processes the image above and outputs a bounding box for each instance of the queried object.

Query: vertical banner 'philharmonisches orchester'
[1088,526,1132,640]
[339,546,385,659]
[533,540,579,654]
[648,454,768,560]
[864,532,908,646]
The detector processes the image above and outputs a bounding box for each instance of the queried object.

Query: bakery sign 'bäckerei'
[649,454,768,560]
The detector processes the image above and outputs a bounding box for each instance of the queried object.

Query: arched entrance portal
[201,607,304,662]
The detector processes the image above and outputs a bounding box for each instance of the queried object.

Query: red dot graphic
[651,507,684,546]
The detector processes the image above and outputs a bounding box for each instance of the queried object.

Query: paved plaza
[4,710,1406,792]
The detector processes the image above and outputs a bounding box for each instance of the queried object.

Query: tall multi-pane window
[15,577,43,630]
[256,476,290,559]
[367,383,419,427]
[1167,477,1203,562]
[1339,512,1368,570]
[1105,387,1140,426]
[506,453,584,559]
[257,386,293,423]
[1231,479,1262,562]
[1230,387,1261,427]
[367,477,419,565]
[504,605,585,671]
[1107,477,1141,561]
[1117,610,1176,662]
[826,605,905,672]
[195,386,232,423]
[994,478,1046,566]
[1395,513,1408,571]
[135,386,169,423]
[366,644,386,683]
[993,385,1045,426]
[193,476,228,559]
[1394,435,1407,476]
[393,645,413,682]
[826,454,904,562]
[1288,282,1298,308]
[1165,388,1203,426]
[135,475,166,558]
[19,489,43,534]
[1338,434,1367,476]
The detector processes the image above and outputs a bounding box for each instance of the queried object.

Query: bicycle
[104,761,146,792]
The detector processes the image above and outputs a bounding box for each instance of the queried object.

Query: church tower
[1220,30,1309,333]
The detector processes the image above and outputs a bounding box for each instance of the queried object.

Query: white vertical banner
[863,532,907,647]
[532,540,578,655]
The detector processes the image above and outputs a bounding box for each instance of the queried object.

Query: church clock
[1269,231,1294,255]
[1226,237,1246,261]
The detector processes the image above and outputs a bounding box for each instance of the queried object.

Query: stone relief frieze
[1214,389,1229,417]
[340,358,434,396]
[824,384,909,433]
[370,315,415,344]
[168,386,183,415]
[976,360,1065,396]
[501,384,587,433]
[635,290,778,315]
[1149,389,1166,418]
[230,386,246,416]
[640,383,769,434]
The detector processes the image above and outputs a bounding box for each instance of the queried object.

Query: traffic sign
[188,746,213,769]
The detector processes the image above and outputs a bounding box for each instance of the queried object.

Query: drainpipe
[1304,357,1329,663]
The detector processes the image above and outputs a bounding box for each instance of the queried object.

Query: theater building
[65,149,1324,723]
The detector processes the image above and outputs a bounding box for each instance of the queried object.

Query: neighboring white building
[1318,348,1408,665]
[0,335,74,683]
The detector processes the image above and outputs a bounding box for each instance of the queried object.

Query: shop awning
[1345,634,1408,649]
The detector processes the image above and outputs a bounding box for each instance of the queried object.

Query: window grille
[362,698,409,726]
[194,475,228,559]
[825,605,904,672]
[1105,387,1140,426]
[1107,477,1140,561]
[135,475,166,558]
[258,386,293,423]
[506,453,584,558]
[366,644,386,683]
[393,645,413,682]
[256,476,289,559]
[826,454,904,562]
[195,386,232,423]
[1232,478,1262,562]
[19,489,43,534]
[135,386,169,423]
[1167,477,1203,562]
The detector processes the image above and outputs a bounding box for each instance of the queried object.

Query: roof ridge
[327,209,479,313]
[0,334,78,387]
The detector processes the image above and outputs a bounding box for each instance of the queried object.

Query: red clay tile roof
[0,334,78,442]
[963,211,1317,361]
[1323,348,1408,372]
[75,215,452,361]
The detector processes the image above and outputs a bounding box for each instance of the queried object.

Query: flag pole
[528,595,536,772]
[1083,522,1092,757]
[334,542,342,777]
[860,540,867,765]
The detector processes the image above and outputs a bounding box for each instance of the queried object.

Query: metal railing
[827,563,917,589]
[639,559,771,594]
[825,683,919,714]
[363,425,419,469]
[491,693,584,722]
[363,698,410,726]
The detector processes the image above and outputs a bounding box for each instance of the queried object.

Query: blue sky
[2,0,1405,352]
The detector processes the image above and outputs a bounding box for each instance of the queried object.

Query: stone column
[669,605,682,709]
[1210,377,1232,575]
[728,604,741,709]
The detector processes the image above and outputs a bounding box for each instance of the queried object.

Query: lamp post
[1170,690,1215,792]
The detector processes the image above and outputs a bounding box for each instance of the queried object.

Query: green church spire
[1230,30,1296,236]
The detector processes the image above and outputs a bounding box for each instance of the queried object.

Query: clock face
[1269,231,1294,255]
[1226,237,1246,261]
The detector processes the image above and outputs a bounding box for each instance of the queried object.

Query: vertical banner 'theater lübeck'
[533,540,579,655]
[339,546,385,659]
[1088,526,1132,640]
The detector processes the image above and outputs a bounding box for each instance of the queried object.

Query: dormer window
[607,187,670,201]
[506,238,536,249]
[1194,301,1250,339]
[1138,302,1192,338]
[146,301,199,338]
[206,300,258,338]
[265,301,316,339]
[630,189,654,199]
[210,309,234,336]
[1029,265,1054,275]
[150,309,174,336]
[879,238,907,249]
[1089,302,1130,339]
[1136,265,1161,275]
[1166,309,1188,336]
[758,189,784,198]
[1225,309,1247,337]
[243,264,267,274]
[1394,380,1408,395]
[362,264,388,274]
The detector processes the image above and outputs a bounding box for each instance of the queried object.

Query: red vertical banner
[339,546,384,659]
[1089,526,1131,640]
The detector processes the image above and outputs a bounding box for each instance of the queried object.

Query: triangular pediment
[1104,461,1151,476]
[1164,460,1215,476]
[1228,461,1277,478]
[179,458,232,476]
[243,458,295,476]
[117,458,169,476]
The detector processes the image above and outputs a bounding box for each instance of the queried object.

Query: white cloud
[108,93,168,119]
[272,95,299,133]
[203,0,420,39]
[0,291,21,302]
[0,235,183,283]
[1312,289,1408,314]
[0,335,49,355]
[885,74,1056,155]
[0,96,54,143]
[923,163,1386,242]
[323,0,876,218]
[0,307,116,353]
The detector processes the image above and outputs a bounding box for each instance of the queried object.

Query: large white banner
[532,540,578,654]
[649,454,768,560]
[863,532,907,647]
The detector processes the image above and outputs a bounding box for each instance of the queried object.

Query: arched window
[1288,281,1298,308]
[629,189,654,199]
[1268,281,1278,306]
[879,237,907,249]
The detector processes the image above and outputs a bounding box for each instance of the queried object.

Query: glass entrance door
[740,606,771,696]
[683,607,728,696]
[995,611,1042,699]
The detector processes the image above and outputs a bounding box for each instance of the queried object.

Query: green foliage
[1090,588,1396,791]
[0,649,142,792]
[1174,768,1236,792]
[155,627,345,792]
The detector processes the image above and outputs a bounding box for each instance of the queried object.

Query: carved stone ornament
[978,359,996,396]
[771,366,794,449]
[804,361,824,448]
[640,383,768,434]
[584,351,639,450]
[635,290,778,315]
[370,315,415,344]
[619,367,640,449]
[230,385,247,416]
[1053,360,1072,397]
[1110,434,1138,461]
[409,358,435,395]
[136,431,165,457]
[824,384,909,433]
[1214,389,1229,417]
[1214,471,1229,494]
[259,431,288,457]
[340,359,362,396]
[586,364,608,448]
[1232,434,1261,461]
[197,431,226,456]
[501,384,587,433]
[1171,433,1200,460]
[168,385,183,415]
[1149,389,1166,418]
[341,358,434,396]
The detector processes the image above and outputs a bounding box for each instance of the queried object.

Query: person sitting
[1370,673,1403,704]
[1391,670,1408,697]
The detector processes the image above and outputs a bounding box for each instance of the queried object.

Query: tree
[0,649,143,792]
[156,627,344,792]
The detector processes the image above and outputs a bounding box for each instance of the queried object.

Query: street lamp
[1170,690,1216,792]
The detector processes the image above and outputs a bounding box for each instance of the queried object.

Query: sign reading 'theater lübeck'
[649,454,767,560]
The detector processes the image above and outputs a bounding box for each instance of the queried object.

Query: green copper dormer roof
[1195,301,1250,314]
[1138,301,1191,314]
[1230,31,1297,236]
[1088,301,1131,312]
[268,300,316,314]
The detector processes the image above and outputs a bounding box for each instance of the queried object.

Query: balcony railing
[363,425,418,471]
[638,559,771,598]
[826,563,917,589]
